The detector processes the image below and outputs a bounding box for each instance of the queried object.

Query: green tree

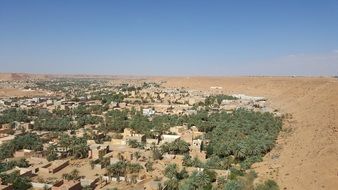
[145,161,154,172]
[46,144,58,161]
[194,172,211,190]
[126,163,143,174]
[63,169,80,180]
[152,148,163,160]
[104,110,129,133]
[224,180,244,190]
[164,164,179,179]
[0,133,43,160]
[160,139,190,155]
[255,180,279,190]
[107,161,127,181]
[164,177,179,190]
[0,171,32,190]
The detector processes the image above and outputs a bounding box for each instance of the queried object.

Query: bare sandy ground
[0,88,49,98]
[151,76,338,190]
[0,73,53,98]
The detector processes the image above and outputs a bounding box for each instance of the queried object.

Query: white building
[161,135,180,144]
[143,108,155,116]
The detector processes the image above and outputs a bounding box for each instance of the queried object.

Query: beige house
[40,160,69,174]
[123,128,134,138]
[123,128,146,143]
[0,134,15,145]
[169,126,188,134]
[14,149,34,158]
[88,144,108,160]
[51,180,82,190]
[110,138,124,146]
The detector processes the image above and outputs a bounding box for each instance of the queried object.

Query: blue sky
[0,0,338,76]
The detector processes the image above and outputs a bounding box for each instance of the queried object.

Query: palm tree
[182,171,211,190]
[90,160,96,169]
[46,144,58,161]
[76,143,89,158]
[164,177,179,190]
[196,172,210,189]
[164,164,178,179]
[127,139,139,148]
[234,144,247,159]
[63,169,80,180]
[130,174,138,184]
[145,161,154,172]
[59,134,71,156]
[151,142,156,150]
[82,186,92,190]
[107,161,127,182]
[127,163,143,174]
[134,151,141,160]
[106,165,113,180]
[70,169,80,179]
[101,157,110,168]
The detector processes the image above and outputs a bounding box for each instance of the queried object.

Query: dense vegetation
[102,109,182,136]
[0,100,281,172]
[34,116,73,131]
[87,90,126,105]
[205,109,282,169]
[0,108,29,124]
[0,105,104,131]
[1,104,280,171]
[175,108,282,170]
[0,79,282,189]
[0,158,30,173]
[55,134,89,159]
[0,133,43,160]
[34,79,106,93]
[163,164,279,190]
[106,161,144,183]
[0,171,32,190]
[160,139,190,155]
[204,94,238,107]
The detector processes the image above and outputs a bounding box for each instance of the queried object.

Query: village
[0,79,282,190]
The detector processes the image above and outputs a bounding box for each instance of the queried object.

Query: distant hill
[0,73,51,81]
[0,73,146,81]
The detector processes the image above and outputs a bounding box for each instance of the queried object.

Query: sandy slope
[0,88,49,98]
[154,76,338,190]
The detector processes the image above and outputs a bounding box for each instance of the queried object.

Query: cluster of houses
[0,127,206,189]
[0,79,281,190]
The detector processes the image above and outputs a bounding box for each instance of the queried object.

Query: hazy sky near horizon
[1,0,338,76]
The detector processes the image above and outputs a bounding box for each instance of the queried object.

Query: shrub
[224,180,245,190]
[255,179,279,190]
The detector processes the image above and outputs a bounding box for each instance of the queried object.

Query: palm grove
[0,80,282,190]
